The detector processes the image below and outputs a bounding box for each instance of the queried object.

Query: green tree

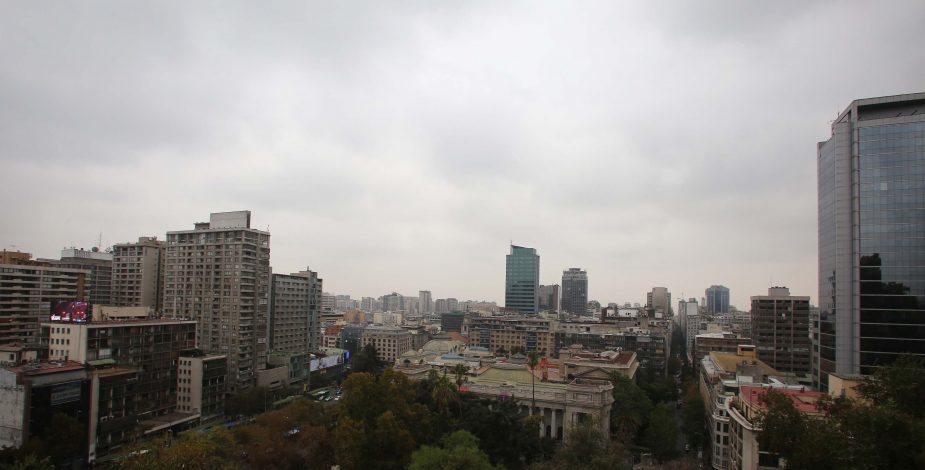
[857,354,925,418]
[409,431,500,470]
[608,373,652,444]
[757,357,925,470]
[667,356,682,376]
[1,453,53,470]
[350,344,384,375]
[536,418,630,470]
[334,370,434,469]
[644,403,678,462]
[453,363,468,388]
[116,427,242,470]
[431,371,456,415]
[225,386,271,416]
[755,390,848,470]
[457,397,550,469]
[680,389,705,449]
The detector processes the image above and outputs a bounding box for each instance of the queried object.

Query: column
[539,408,545,436]
[550,408,558,439]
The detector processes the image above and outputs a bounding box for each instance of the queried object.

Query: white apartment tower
[111,236,166,310]
[163,211,271,392]
[418,291,433,315]
[268,268,322,354]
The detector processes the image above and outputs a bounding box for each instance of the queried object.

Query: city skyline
[3,3,925,309]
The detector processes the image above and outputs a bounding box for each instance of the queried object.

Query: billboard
[50,381,82,406]
[50,301,90,323]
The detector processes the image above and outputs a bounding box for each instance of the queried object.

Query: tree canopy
[408,431,500,470]
[757,355,925,470]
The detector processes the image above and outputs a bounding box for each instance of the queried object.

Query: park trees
[757,355,925,470]
[408,431,500,470]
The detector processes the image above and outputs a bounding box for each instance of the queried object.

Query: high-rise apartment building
[705,285,730,315]
[361,296,375,312]
[678,298,698,329]
[561,268,588,316]
[817,93,925,388]
[750,287,811,374]
[418,290,433,315]
[54,248,113,306]
[335,294,356,312]
[0,259,88,345]
[538,284,560,313]
[646,287,672,316]
[446,298,459,312]
[269,267,322,354]
[111,236,166,310]
[505,245,540,315]
[321,292,335,314]
[163,210,270,391]
[435,298,448,314]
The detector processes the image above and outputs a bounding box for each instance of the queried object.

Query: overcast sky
[2,1,924,308]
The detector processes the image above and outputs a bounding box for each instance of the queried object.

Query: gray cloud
[2,1,924,307]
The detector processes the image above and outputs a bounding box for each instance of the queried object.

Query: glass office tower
[817,93,925,390]
[705,285,730,314]
[505,245,539,315]
[561,268,589,315]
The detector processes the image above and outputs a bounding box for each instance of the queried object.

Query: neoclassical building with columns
[460,362,613,441]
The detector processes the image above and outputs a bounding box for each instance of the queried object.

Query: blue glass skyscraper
[705,285,730,314]
[505,245,539,315]
[817,93,925,389]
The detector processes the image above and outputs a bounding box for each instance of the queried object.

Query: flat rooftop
[709,351,779,377]
[6,360,85,376]
[42,318,197,327]
[739,385,826,414]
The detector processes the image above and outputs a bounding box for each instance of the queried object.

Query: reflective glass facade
[705,285,730,314]
[816,95,925,388]
[817,137,837,381]
[858,121,925,372]
[505,245,539,314]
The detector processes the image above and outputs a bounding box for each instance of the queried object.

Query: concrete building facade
[0,261,88,346]
[269,268,322,354]
[418,290,433,315]
[361,325,412,363]
[750,287,811,375]
[42,317,198,460]
[111,237,165,310]
[163,211,270,391]
[0,360,89,453]
[469,316,556,355]
[177,351,227,421]
[464,363,614,442]
[538,284,560,313]
[647,287,672,316]
[54,248,113,307]
[561,269,588,316]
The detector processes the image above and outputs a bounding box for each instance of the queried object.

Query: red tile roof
[740,385,826,414]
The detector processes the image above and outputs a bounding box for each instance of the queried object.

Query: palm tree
[452,363,468,389]
[431,370,455,414]
[527,350,544,415]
